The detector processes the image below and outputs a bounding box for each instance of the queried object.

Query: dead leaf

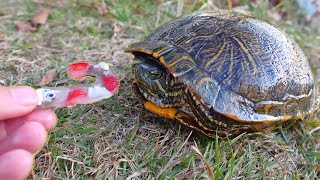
[134,5,143,15]
[35,69,57,86]
[16,21,37,32]
[228,0,241,8]
[16,6,54,32]
[270,0,282,6]
[31,7,51,26]
[112,22,121,34]
[186,0,193,6]
[98,1,108,16]
[0,34,5,42]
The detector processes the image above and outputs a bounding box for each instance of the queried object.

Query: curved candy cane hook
[36,61,120,109]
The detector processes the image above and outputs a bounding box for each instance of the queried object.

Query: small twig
[191,143,214,180]
[206,0,218,11]
[310,126,320,134]
[56,156,84,164]
[177,0,184,17]
[155,10,161,28]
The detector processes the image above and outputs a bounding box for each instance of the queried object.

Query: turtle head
[133,55,184,108]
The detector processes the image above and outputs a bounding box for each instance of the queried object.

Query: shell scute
[127,41,196,77]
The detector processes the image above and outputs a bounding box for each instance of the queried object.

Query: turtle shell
[126,10,316,124]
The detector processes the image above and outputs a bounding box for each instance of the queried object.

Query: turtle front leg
[144,101,177,120]
[143,101,204,130]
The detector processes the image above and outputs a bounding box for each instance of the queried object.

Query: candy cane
[36,61,120,109]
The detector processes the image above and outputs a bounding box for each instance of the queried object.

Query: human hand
[0,86,57,180]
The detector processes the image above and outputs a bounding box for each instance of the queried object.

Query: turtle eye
[149,69,162,79]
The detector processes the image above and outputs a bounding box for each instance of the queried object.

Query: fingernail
[9,86,38,106]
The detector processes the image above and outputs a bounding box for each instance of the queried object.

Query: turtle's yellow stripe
[205,41,227,69]
[233,37,257,72]
[155,80,166,93]
[137,49,153,55]
[185,35,210,44]
[184,31,222,44]
[195,77,213,91]
[227,47,234,84]
[153,48,168,58]
[159,56,165,64]
[167,55,193,68]
[216,43,229,72]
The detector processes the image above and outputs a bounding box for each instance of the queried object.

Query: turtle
[125,10,318,137]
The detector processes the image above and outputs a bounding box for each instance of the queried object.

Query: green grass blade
[215,134,220,180]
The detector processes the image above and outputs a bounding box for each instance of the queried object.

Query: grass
[0,0,320,179]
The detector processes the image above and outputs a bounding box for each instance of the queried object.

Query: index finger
[0,86,38,120]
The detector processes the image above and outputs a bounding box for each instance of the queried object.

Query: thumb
[0,86,38,120]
